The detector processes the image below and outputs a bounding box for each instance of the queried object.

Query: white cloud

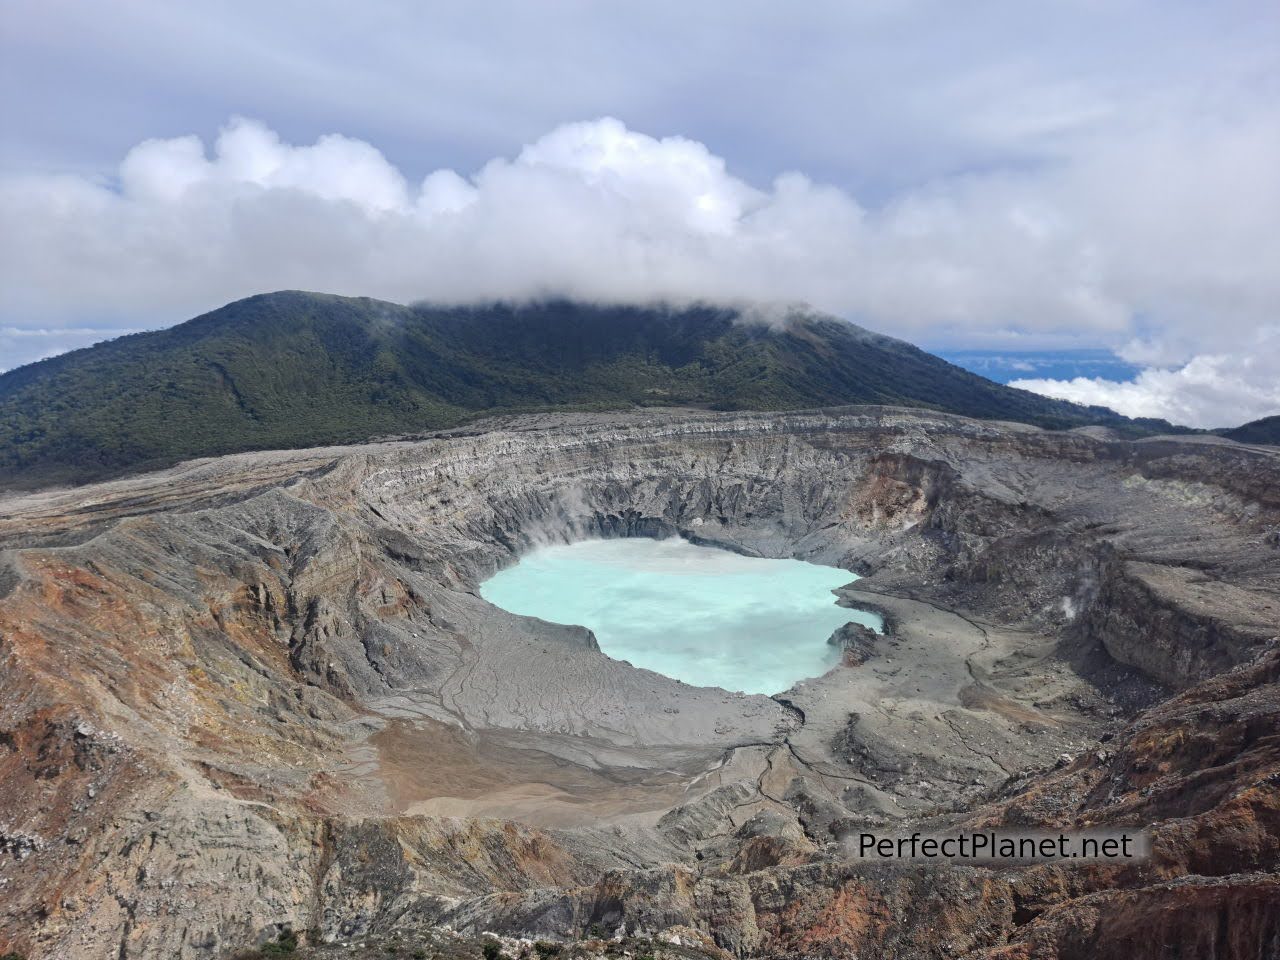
[1,111,1277,427]
[118,121,410,212]
[1012,330,1280,428]
[0,326,139,373]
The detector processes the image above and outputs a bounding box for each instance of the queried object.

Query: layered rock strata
[0,407,1275,959]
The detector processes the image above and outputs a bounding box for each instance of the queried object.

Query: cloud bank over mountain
[4,0,1279,428]
[1,109,1276,427]
[1012,346,1280,430]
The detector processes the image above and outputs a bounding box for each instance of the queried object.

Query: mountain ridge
[0,290,1185,489]
[1220,414,1280,446]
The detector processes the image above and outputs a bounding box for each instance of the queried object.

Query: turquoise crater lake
[480,537,881,695]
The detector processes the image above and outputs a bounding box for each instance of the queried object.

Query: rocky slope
[0,407,1276,959]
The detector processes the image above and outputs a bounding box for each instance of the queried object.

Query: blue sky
[1,1,1277,427]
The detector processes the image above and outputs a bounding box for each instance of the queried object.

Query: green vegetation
[230,930,298,959]
[0,291,1183,489]
[1219,414,1280,445]
[261,930,299,956]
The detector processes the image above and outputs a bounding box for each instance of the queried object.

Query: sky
[1,1,1277,428]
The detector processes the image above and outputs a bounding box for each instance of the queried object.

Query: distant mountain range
[1221,415,1280,446]
[0,292,1193,489]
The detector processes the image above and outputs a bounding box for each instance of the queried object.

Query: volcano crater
[1,407,1277,959]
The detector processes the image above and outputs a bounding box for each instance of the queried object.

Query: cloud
[0,326,140,372]
[1,110,1277,427]
[119,122,410,212]
[1012,330,1280,428]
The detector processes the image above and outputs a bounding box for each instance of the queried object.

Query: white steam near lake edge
[1,114,1277,428]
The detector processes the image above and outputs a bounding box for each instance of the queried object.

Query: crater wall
[0,408,1276,959]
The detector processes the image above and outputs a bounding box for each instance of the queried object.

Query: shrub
[261,930,298,956]
[482,941,503,960]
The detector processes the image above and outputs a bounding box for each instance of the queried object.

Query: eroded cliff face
[0,407,1276,959]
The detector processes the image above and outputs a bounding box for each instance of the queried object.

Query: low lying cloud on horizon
[2,114,1277,428]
